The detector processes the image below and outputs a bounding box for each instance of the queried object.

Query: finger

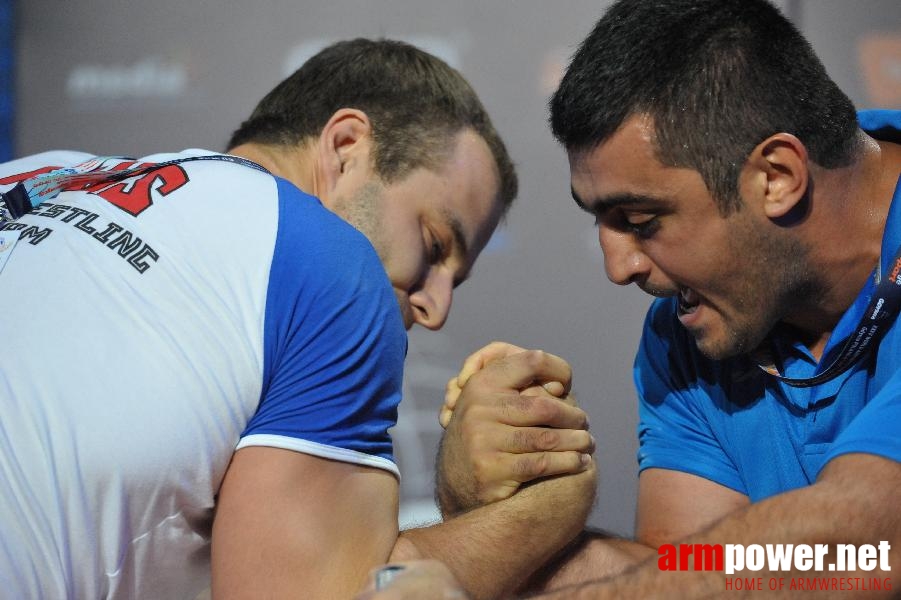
[478,349,573,393]
[439,377,463,429]
[476,451,594,494]
[446,377,566,431]
[505,426,595,454]
[543,381,566,397]
[457,341,528,387]
[560,392,578,407]
[521,381,566,398]
[438,405,453,429]
[508,450,594,483]
[491,393,588,429]
[444,377,462,410]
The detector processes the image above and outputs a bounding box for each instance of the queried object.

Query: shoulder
[858,109,901,140]
[262,176,405,363]
[0,151,95,179]
[269,176,391,296]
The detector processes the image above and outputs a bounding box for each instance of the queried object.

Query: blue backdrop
[0,0,12,161]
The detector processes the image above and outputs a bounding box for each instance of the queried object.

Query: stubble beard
[333,181,415,327]
[692,218,817,361]
[334,181,388,263]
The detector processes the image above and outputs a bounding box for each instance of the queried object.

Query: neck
[784,134,901,359]
[228,141,321,197]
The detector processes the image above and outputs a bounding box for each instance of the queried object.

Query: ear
[317,108,374,193]
[744,133,810,220]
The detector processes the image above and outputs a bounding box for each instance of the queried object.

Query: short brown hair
[228,38,517,212]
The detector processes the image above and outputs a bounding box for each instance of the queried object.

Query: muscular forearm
[390,467,597,600]
[520,529,655,594]
[535,455,901,599]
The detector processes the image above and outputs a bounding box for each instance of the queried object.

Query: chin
[692,329,752,361]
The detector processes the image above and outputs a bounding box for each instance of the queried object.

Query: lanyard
[757,244,901,388]
[0,154,269,227]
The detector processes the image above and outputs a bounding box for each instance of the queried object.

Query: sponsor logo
[66,57,189,103]
[890,256,901,285]
[658,542,892,592]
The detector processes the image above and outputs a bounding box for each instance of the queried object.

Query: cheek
[663,228,731,277]
[382,230,427,289]
[391,288,415,330]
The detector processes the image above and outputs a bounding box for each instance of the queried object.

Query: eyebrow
[570,187,663,215]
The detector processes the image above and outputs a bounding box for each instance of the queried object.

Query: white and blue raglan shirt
[0,150,407,599]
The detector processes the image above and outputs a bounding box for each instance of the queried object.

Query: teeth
[678,287,700,313]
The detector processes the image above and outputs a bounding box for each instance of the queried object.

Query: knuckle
[504,392,532,415]
[464,427,488,451]
[514,453,549,479]
[510,427,559,452]
[522,349,547,369]
[510,428,529,451]
[529,397,558,422]
[536,429,560,451]
[472,456,493,481]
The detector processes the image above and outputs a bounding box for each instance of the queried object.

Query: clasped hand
[437,342,595,516]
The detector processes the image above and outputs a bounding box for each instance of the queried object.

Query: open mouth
[677,287,701,315]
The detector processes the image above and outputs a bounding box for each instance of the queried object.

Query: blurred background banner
[0,0,12,162]
[15,0,901,534]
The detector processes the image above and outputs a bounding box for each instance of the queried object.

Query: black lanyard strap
[757,244,901,388]
[0,154,269,226]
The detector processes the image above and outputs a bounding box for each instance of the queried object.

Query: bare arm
[212,348,594,600]
[433,340,893,598]
[211,446,399,599]
[536,453,901,599]
[518,465,749,592]
[392,463,597,600]
[365,454,901,599]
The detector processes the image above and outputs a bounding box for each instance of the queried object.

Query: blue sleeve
[238,178,407,477]
[634,299,747,494]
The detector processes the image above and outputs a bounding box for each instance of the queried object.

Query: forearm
[535,456,901,599]
[520,529,655,594]
[391,468,597,600]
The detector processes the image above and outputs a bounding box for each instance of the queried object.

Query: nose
[599,225,651,286]
[409,268,454,331]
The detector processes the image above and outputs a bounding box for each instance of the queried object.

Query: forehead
[569,115,660,198]
[568,114,706,211]
[433,129,503,255]
[388,128,502,276]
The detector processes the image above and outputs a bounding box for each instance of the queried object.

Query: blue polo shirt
[635,110,901,501]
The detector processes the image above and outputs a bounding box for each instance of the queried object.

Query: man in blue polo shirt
[407,0,901,598]
[634,111,901,503]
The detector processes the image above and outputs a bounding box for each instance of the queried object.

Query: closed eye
[595,211,661,239]
[430,239,445,263]
[625,214,660,238]
[426,228,447,264]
